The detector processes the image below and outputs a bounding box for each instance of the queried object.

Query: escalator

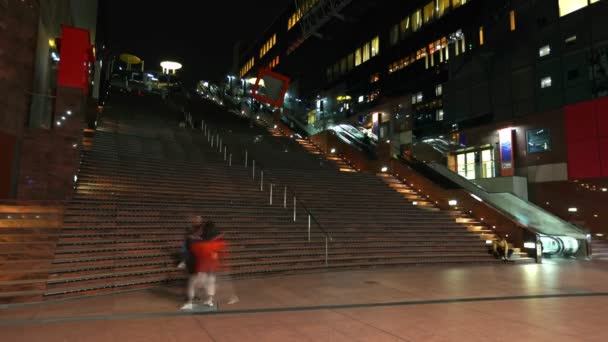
[404,157,587,257]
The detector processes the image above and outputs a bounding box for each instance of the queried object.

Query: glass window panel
[347,53,354,71]
[527,129,552,153]
[362,42,371,62]
[355,48,362,66]
[559,0,588,17]
[400,17,411,36]
[371,36,380,57]
[390,24,399,46]
[437,0,450,17]
[424,2,435,23]
[412,10,422,31]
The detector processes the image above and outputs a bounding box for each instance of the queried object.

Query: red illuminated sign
[251,68,291,108]
[57,26,91,95]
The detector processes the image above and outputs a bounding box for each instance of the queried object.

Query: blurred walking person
[177,216,204,270]
[181,221,226,310]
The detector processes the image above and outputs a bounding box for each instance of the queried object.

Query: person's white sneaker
[227,296,240,305]
[177,261,185,269]
[180,303,194,310]
[203,298,214,307]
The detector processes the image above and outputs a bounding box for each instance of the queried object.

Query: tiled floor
[1,261,607,341]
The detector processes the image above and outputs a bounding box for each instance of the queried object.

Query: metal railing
[199,118,332,266]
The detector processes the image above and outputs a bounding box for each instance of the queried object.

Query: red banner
[57,26,91,95]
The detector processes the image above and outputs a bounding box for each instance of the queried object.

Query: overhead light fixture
[448,200,458,206]
[602,188,607,192]
[61,116,66,120]
[66,110,72,115]
[56,121,61,126]
[568,207,578,213]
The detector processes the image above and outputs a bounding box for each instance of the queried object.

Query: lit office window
[436,84,443,96]
[400,17,411,37]
[362,42,371,62]
[479,26,484,46]
[412,10,422,31]
[437,0,450,17]
[355,48,362,66]
[424,2,435,23]
[436,109,444,121]
[452,0,468,8]
[559,0,589,17]
[539,45,551,57]
[510,10,516,31]
[371,36,380,57]
[540,76,552,88]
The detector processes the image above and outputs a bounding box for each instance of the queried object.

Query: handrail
[252,114,332,238]
[198,116,332,265]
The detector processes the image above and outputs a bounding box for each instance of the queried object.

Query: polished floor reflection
[1,261,607,341]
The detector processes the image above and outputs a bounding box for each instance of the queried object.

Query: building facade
[0,0,99,200]
[235,0,608,236]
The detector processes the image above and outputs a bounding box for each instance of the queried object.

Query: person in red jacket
[181,221,225,310]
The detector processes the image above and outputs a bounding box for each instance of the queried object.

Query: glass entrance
[455,148,495,179]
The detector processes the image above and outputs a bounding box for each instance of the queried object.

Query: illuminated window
[479,26,484,46]
[437,0,450,17]
[362,42,371,62]
[412,10,422,31]
[539,45,551,57]
[540,76,552,88]
[509,10,516,31]
[452,0,468,8]
[400,17,411,36]
[436,109,444,121]
[355,48,362,66]
[371,36,380,57]
[288,0,319,29]
[423,2,435,23]
[260,34,277,58]
[436,84,443,96]
[559,0,589,17]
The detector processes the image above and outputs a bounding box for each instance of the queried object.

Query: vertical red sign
[499,128,515,176]
[57,26,91,95]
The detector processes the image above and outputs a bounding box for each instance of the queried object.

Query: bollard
[284,186,287,208]
[229,154,232,166]
[260,171,264,191]
[308,215,311,242]
[224,147,227,160]
[245,151,248,167]
[325,237,328,266]
[269,184,273,205]
[293,196,296,222]
[252,160,256,180]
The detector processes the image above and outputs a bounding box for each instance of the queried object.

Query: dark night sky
[102,0,287,84]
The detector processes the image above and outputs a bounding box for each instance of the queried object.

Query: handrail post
[283,186,287,208]
[245,150,248,167]
[308,214,311,242]
[293,196,296,222]
[252,160,255,179]
[260,170,264,191]
[325,236,328,266]
[269,183,273,205]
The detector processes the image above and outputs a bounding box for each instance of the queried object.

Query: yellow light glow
[49,39,56,48]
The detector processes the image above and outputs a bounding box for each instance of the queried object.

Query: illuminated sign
[499,128,514,176]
